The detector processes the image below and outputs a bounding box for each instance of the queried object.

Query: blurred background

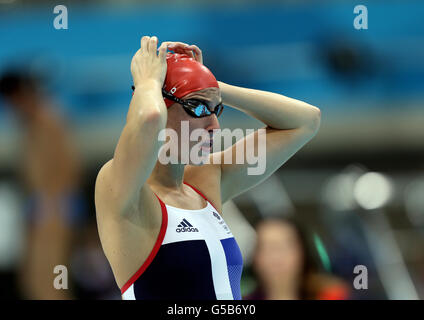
[0,0,423,299]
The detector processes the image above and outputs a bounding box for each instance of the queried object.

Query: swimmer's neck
[147,161,186,191]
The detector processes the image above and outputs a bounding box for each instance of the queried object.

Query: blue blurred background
[0,0,423,300]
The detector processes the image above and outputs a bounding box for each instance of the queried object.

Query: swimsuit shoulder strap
[183,182,219,212]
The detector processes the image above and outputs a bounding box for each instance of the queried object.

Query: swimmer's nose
[205,114,220,132]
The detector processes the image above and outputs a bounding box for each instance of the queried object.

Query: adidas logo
[176,218,199,233]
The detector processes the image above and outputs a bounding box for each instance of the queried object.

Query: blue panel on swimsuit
[220,237,243,300]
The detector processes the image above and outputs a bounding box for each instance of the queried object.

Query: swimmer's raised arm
[95,36,168,215]
[218,81,321,203]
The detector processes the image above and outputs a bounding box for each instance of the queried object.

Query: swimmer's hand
[131,36,168,88]
[161,41,203,65]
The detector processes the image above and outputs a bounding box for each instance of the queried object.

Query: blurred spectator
[69,221,120,300]
[245,216,350,300]
[0,70,85,299]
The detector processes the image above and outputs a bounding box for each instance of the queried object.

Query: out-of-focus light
[322,172,358,211]
[250,174,294,215]
[404,178,424,226]
[353,172,393,210]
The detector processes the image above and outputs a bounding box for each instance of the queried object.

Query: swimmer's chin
[188,151,212,166]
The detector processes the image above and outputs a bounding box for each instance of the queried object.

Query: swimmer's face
[165,87,221,165]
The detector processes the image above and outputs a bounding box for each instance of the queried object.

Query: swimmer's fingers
[158,42,168,62]
[141,35,150,52]
[132,36,167,86]
[163,41,189,49]
[148,36,158,56]
[187,44,203,64]
[159,42,203,64]
[162,41,196,59]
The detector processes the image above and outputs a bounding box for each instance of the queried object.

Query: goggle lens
[187,99,223,118]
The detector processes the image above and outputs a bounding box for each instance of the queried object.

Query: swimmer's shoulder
[95,159,159,220]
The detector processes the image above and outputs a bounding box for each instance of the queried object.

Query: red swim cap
[163,53,219,108]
